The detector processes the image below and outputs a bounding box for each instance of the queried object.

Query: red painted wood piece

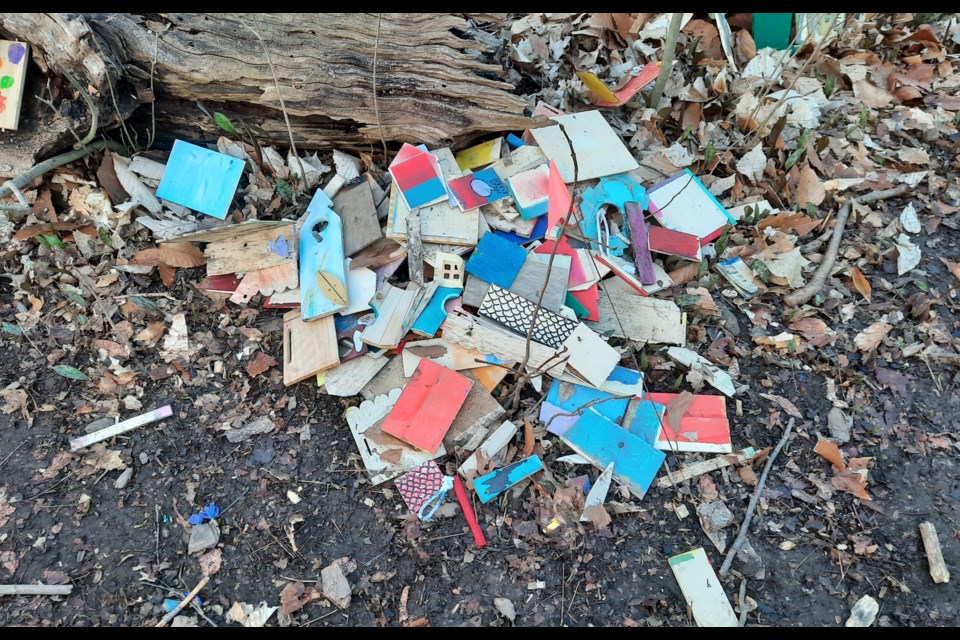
[648,225,702,260]
[645,392,730,450]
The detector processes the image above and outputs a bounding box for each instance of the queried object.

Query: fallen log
[0,13,530,178]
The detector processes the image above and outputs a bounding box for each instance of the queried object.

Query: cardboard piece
[300,190,348,320]
[388,143,447,209]
[646,392,732,453]
[474,455,543,504]
[283,310,339,386]
[0,41,29,130]
[448,168,511,212]
[465,232,527,289]
[381,359,473,452]
[531,110,640,182]
[668,548,738,627]
[647,170,736,243]
[156,140,245,220]
[576,62,660,107]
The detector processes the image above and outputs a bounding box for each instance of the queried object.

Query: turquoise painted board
[474,455,543,503]
[627,399,666,447]
[542,378,629,436]
[300,190,348,320]
[156,140,245,219]
[465,232,527,289]
[411,287,461,337]
[562,411,665,499]
[578,173,647,257]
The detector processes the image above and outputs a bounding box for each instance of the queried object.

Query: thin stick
[0,140,123,203]
[784,185,912,307]
[0,584,72,596]
[719,417,795,577]
[738,578,748,627]
[154,575,210,627]
[648,13,684,109]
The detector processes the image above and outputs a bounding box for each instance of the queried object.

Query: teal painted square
[465,232,527,288]
[156,140,245,219]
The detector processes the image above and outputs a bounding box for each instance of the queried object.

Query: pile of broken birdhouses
[127,102,761,527]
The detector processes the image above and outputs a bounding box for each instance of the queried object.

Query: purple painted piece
[625,201,657,285]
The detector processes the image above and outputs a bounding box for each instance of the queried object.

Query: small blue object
[155,140,245,220]
[563,411,665,499]
[411,287,461,338]
[188,501,221,525]
[163,593,202,612]
[492,215,548,245]
[627,400,666,447]
[268,235,289,258]
[465,232,528,288]
[474,455,543,504]
[506,133,526,149]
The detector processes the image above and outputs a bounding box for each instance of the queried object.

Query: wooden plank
[561,411,665,499]
[919,521,951,584]
[0,584,73,596]
[468,364,511,393]
[381,359,473,452]
[541,378,630,437]
[441,312,564,377]
[455,138,502,171]
[155,140,245,220]
[508,254,571,313]
[464,232,527,289]
[474,455,543,503]
[197,222,296,276]
[345,389,445,485]
[0,41,29,130]
[561,323,619,389]
[333,180,382,257]
[646,392,732,454]
[624,398,665,446]
[461,274,491,308]
[648,225,703,261]
[656,449,756,489]
[444,384,507,452]
[171,220,290,244]
[349,237,406,270]
[300,190,348,319]
[406,208,425,286]
[340,259,377,316]
[387,183,480,246]
[568,285,600,322]
[360,283,419,349]
[530,110,639,182]
[668,547,738,627]
[479,285,579,349]
[283,310,339,386]
[320,353,389,397]
[458,420,518,480]
[648,170,736,243]
[359,354,406,400]
[624,201,658,284]
[587,291,685,345]
[402,338,488,377]
[70,405,173,451]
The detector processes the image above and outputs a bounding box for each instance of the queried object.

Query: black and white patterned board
[478,285,578,349]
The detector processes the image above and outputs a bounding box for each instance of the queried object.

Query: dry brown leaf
[82,443,127,471]
[759,392,803,419]
[667,261,701,287]
[280,581,322,616]
[0,389,28,415]
[159,265,177,288]
[0,500,13,529]
[853,79,895,109]
[814,439,845,472]
[853,321,892,353]
[738,465,758,486]
[698,474,719,503]
[40,451,75,480]
[794,166,825,206]
[130,248,162,266]
[199,548,222,576]
[664,391,696,432]
[758,212,821,237]
[522,419,535,457]
[92,339,130,359]
[246,352,279,378]
[134,322,166,346]
[848,266,872,302]
[159,241,206,268]
[832,471,871,500]
[939,257,960,282]
[848,456,872,471]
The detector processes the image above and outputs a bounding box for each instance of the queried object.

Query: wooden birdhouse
[435,252,464,289]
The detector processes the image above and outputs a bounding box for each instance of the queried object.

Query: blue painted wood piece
[474,455,543,504]
[492,214,548,245]
[578,173,648,257]
[562,411,665,499]
[300,190,347,320]
[465,232,528,288]
[506,133,526,149]
[542,378,629,437]
[411,286,461,338]
[156,140,245,220]
[627,399,666,447]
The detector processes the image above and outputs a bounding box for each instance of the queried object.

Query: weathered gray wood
[508,254,571,313]
[333,181,382,258]
[586,290,686,345]
[920,521,951,584]
[0,584,73,596]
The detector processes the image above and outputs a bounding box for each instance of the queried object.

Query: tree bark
[0,13,530,178]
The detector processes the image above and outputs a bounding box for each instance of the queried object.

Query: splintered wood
[919,522,950,584]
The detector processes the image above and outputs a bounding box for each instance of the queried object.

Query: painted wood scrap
[541,378,630,437]
[300,190,347,320]
[231,263,298,305]
[646,392,732,454]
[401,338,488,377]
[387,183,479,246]
[332,181,382,257]
[0,41,29,130]
[578,173,648,257]
[478,285,578,349]
[70,405,173,451]
[283,310,339,386]
[345,389,444,485]
[657,448,757,489]
[507,163,550,220]
[434,252,465,290]
[443,383,507,451]
[455,138,502,171]
[465,232,527,289]
[395,460,446,519]
[441,312,565,377]
[467,364,511,394]
[568,285,600,322]
[388,143,447,209]
[648,225,703,261]
[530,110,639,182]
[381,359,473,453]
[333,311,370,363]
[360,283,420,349]
[359,354,406,400]
[577,62,659,107]
[458,420,518,480]
[197,221,296,276]
[410,287,461,338]
[595,252,673,295]
[533,237,588,288]
[155,140,245,220]
[665,347,736,397]
[647,170,736,243]
[588,291,685,345]
[561,323,619,389]
[668,547,738,627]
[320,353,389,397]
[508,254,571,313]
[448,168,510,212]
[580,462,614,528]
[461,274,491,308]
[339,259,377,316]
[474,455,543,504]
[561,411,665,499]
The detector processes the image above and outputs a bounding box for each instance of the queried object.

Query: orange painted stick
[453,476,486,548]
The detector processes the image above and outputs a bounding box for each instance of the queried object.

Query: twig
[0,180,31,212]
[57,65,99,150]
[0,584,72,596]
[648,13,684,109]
[154,575,210,627]
[0,140,124,203]
[372,13,389,161]
[784,184,913,307]
[738,578,748,627]
[719,417,795,577]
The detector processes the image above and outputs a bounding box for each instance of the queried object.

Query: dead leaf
[92,339,130,359]
[42,570,70,585]
[159,265,177,288]
[0,388,28,415]
[814,439,845,472]
[698,474,719,503]
[130,248,162,266]
[581,504,612,530]
[738,465,758,486]
[736,144,766,183]
[853,79,895,109]
[664,391,695,432]
[758,212,821,237]
[160,313,191,363]
[82,443,127,471]
[759,393,803,419]
[832,471,871,500]
[939,257,960,282]
[199,548,222,576]
[134,322,166,346]
[848,266,872,302]
[493,597,516,622]
[522,419,535,457]
[280,580,321,616]
[0,498,14,528]
[794,165,825,206]
[159,241,206,268]
[853,321,892,353]
[246,352,279,378]
[40,451,75,480]
[1,550,18,575]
